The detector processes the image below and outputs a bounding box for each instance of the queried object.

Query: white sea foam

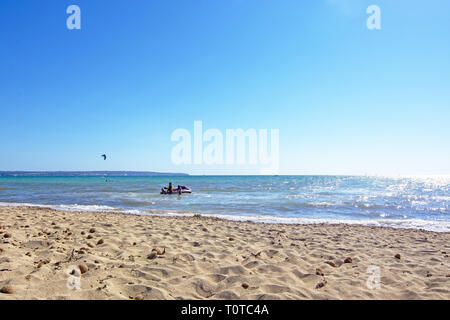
[0,202,117,212]
[1,201,449,232]
[149,212,450,232]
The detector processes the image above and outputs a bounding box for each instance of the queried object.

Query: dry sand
[0,206,449,300]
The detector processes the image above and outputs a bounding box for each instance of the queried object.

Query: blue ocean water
[0,175,449,232]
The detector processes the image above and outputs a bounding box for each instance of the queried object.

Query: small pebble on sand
[4,232,11,238]
[89,228,96,233]
[134,294,144,300]
[97,239,104,245]
[344,257,353,264]
[316,268,325,276]
[147,252,157,260]
[242,282,249,289]
[78,263,89,274]
[37,259,49,268]
[325,261,337,267]
[315,280,327,289]
[395,254,401,259]
[193,241,200,247]
[0,285,14,294]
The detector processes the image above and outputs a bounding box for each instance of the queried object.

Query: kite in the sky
[101,154,107,160]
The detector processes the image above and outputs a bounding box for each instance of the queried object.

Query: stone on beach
[78,263,89,274]
[147,252,157,260]
[344,257,353,263]
[325,261,337,267]
[395,254,401,259]
[0,285,14,294]
[315,280,327,289]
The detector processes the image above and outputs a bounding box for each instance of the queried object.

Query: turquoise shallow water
[0,175,449,232]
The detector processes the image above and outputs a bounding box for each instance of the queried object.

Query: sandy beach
[0,205,449,300]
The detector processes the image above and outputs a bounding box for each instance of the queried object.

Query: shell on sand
[78,263,89,274]
[152,247,165,255]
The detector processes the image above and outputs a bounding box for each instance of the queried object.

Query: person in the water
[167,182,173,194]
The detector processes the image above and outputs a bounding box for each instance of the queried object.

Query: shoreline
[0,206,449,300]
[1,202,448,233]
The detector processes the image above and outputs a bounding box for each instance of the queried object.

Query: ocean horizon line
[0,171,189,177]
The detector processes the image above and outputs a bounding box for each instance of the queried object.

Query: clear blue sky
[1,0,449,175]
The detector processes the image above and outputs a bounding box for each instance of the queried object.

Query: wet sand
[0,206,449,300]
